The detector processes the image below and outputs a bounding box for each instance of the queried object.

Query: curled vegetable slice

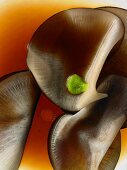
[98,7,127,128]
[27,8,124,111]
[49,75,127,170]
[98,7,127,79]
[0,71,40,170]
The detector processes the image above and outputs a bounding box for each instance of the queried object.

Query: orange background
[0,0,126,170]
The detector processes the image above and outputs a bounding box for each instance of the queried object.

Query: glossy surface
[27,8,124,111]
[50,75,127,170]
[98,7,127,81]
[97,7,127,128]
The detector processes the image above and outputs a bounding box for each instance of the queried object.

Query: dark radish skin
[0,71,40,170]
[27,8,124,111]
[49,75,127,170]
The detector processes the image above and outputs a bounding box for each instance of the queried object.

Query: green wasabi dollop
[66,74,89,95]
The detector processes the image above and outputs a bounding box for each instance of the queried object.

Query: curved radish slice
[98,7,127,79]
[98,7,127,128]
[49,75,127,170]
[0,71,40,170]
[27,8,124,111]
